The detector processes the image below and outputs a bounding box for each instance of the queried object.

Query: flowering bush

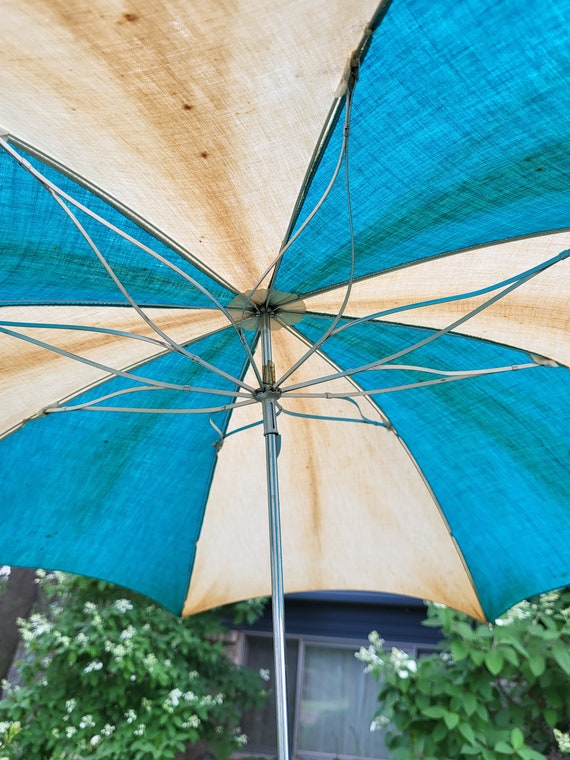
[357,588,570,760]
[0,573,265,759]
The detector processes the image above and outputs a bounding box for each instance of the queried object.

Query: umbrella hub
[254,387,281,402]
[228,289,306,331]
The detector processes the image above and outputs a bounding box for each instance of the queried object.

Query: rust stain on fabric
[301,446,323,548]
[34,0,261,284]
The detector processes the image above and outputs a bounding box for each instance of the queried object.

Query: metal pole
[260,311,290,760]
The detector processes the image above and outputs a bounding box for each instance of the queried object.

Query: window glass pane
[241,636,299,756]
[297,644,389,759]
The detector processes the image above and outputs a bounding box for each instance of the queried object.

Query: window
[240,633,426,760]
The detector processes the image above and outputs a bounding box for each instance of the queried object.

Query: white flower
[66,699,77,713]
[120,626,136,641]
[83,660,103,674]
[54,632,71,647]
[89,734,102,747]
[113,599,134,613]
[101,724,115,736]
[389,647,417,678]
[369,630,383,646]
[79,715,95,729]
[143,653,157,672]
[112,644,127,660]
[259,668,271,682]
[370,715,389,732]
[554,729,570,752]
[124,709,137,724]
[65,727,77,738]
[133,724,146,736]
[21,614,52,641]
[201,693,224,707]
[168,688,183,707]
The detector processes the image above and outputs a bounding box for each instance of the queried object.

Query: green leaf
[417,678,433,695]
[501,645,520,667]
[485,648,504,675]
[455,621,476,639]
[495,740,515,754]
[470,649,485,666]
[432,721,448,742]
[421,705,447,719]
[511,728,524,751]
[516,747,548,760]
[544,707,559,728]
[528,654,545,677]
[476,702,489,721]
[462,691,477,717]
[451,638,469,661]
[552,642,570,675]
[443,711,460,730]
[460,742,483,755]
[458,722,476,744]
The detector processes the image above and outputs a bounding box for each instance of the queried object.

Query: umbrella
[1,0,570,757]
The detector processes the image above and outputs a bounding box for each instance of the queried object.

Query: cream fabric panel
[184,328,484,619]
[305,233,570,367]
[0,0,378,290]
[0,306,227,436]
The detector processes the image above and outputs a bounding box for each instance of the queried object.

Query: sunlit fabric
[0,0,569,624]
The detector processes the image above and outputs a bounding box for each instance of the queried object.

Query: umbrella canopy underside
[1,0,570,622]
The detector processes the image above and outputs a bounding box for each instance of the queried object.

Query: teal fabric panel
[0,327,251,614]
[0,147,233,308]
[275,0,570,296]
[296,316,570,620]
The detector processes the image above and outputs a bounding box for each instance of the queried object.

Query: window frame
[240,630,435,760]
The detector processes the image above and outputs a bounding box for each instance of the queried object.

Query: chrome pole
[260,311,290,760]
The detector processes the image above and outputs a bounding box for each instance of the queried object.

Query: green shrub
[0,573,266,759]
[358,588,570,760]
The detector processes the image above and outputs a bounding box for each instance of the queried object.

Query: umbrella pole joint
[255,387,281,438]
